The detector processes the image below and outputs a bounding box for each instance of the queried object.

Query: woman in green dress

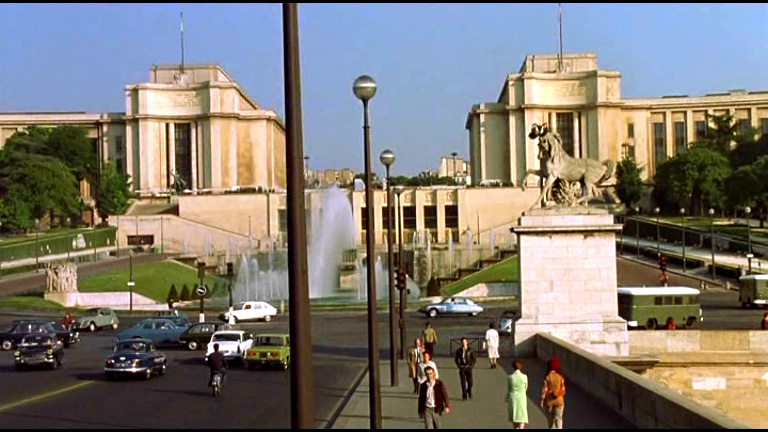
[507,359,529,429]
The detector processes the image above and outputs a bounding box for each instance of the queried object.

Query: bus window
[664,297,673,305]
[655,297,663,305]
[674,297,683,305]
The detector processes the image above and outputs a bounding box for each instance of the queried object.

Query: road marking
[0,381,94,413]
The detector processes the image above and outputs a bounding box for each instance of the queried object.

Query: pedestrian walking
[418,351,439,385]
[408,338,426,394]
[540,358,566,429]
[507,359,529,429]
[418,365,451,429]
[423,322,438,357]
[453,337,477,400]
[485,322,500,368]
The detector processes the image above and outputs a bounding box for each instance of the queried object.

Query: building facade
[0,63,286,197]
[466,53,768,186]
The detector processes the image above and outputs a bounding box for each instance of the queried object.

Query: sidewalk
[332,356,633,429]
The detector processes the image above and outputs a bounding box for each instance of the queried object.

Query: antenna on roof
[180,12,185,74]
[557,3,563,72]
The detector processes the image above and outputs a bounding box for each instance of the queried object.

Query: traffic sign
[196,285,208,297]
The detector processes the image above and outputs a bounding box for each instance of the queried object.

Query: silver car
[418,297,484,318]
[497,310,518,335]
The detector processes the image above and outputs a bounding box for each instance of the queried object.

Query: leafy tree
[44,126,97,182]
[615,158,644,208]
[725,156,768,228]
[0,153,80,229]
[180,284,191,301]
[729,134,768,168]
[167,284,180,304]
[652,146,731,215]
[96,160,132,221]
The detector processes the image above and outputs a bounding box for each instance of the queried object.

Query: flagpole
[180,12,185,73]
[558,3,563,72]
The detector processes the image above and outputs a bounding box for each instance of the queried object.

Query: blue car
[418,297,484,318]
[116,319,187,347]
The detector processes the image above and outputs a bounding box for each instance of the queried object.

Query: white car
[220,301,278,323]
[206,330,254,364]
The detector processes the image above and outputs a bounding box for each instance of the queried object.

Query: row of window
[364,205,459,231]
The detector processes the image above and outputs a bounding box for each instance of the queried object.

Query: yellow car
[246,334,290,370]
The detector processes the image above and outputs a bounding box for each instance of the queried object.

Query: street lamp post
[680,208,686,272]
[746,206,752,258]
[654,207,660,258]
[34,218,40,273]
[283,5,315,428]
[0,221,3,279]
[394,184,405,360]
[379,149,398,388]
[66,218,71,262]
[709,208,716,280]
[354,73,382,429]
[619,214,624,256]
[128,252,134,314]
[634,207,640,260]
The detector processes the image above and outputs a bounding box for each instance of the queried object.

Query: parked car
[105,339,167,380]
[117,319,187,347]
[14,334,64,371]
[206,330,254,364]
[179,322,232,351]
[219,301,277,323]
[153,310,191,327]
[418,297,484,318]
[246,334,290,370]
[9,320,80,348]
[1,321,56,351]
[76,308,120,332]
[497,310,518,335]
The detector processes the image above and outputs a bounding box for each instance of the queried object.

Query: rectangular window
[174,123,192,187]
[381,207,391,232]
[653,122,666,167]
[360,208,368,231]
[674,296,683,305]
[444,205,459,229]
[556,113,575,156]
[654,297,663,306]
[761,118,768,137]
[674,121,687,155]
[736,119,752,138]
[278,209,288,233]
[627,123,634,139]
[403,206,416,229]
[424,206,437,229]
[695,120,707,140]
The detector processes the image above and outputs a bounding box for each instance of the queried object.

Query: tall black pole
[681,210,686,272]
[129,253,133,314]
[397,190,405,360]
[362,97,382,429]
[35,224,39,273]
[710,210,716,280]
[385,166,397,387]
[283,5,315,429]
[635,215,640,260]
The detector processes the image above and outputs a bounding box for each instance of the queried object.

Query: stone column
[190,121,198,191]
[511,208,628,357]
[168,122,176,189]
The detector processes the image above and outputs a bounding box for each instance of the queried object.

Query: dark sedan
[14,334,64,371]
[2,322,56,351]
[105,339,167,380]
[179,322,232,351]
[10,320,79,348]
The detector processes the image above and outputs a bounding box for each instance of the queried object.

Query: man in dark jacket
[418,366,451,429]
[453,337,477,400]
[207,343,228,387]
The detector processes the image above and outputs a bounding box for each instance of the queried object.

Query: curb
[323,365,368,429]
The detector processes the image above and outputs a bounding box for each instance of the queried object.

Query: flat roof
[618,287,701,296]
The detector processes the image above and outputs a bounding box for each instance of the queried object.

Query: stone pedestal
[511,208,628,357]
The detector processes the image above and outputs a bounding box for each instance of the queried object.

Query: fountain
[232,187,420,303]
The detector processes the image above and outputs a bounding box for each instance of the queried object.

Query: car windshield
[212,333,241,342]
[21,335,54,346]
[115,342,149,353]
[255,336,284,346]
[85,308,100,316]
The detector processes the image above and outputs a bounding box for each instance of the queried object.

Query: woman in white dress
[485,322,500,368]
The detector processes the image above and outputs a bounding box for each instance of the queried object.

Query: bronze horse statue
[522,123,615,207]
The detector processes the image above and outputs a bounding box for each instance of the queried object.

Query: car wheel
[105,372,115,381]
[686,317,696,328]
[470,312,478,317]
[187,341,198,351]
[158,363,167,376]
[16,364,25,372]
[264,315,273,322]
[89,322,97,332]
[248,362,256,371]
[233,316,239,324]
[283,357,290,371]
[428,309,438,318]
[144,368,152,380]
[50,360,58,370]
[2,340,13,351]
[646,318,657,330]
[112,323,119,330]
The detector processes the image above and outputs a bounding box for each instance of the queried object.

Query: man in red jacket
[418,366,451,429]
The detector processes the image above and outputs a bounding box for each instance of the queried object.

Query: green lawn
[0,295,65,310]
[441,256,519,297]
[0,227,116,261]
[79,260,228,303]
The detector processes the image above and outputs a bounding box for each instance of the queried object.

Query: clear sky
[1,3,766,176]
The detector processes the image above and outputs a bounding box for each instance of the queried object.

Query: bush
[180,284,191,301]
[167,284,179,304]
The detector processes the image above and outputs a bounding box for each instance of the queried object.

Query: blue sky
[1,3,766,176]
